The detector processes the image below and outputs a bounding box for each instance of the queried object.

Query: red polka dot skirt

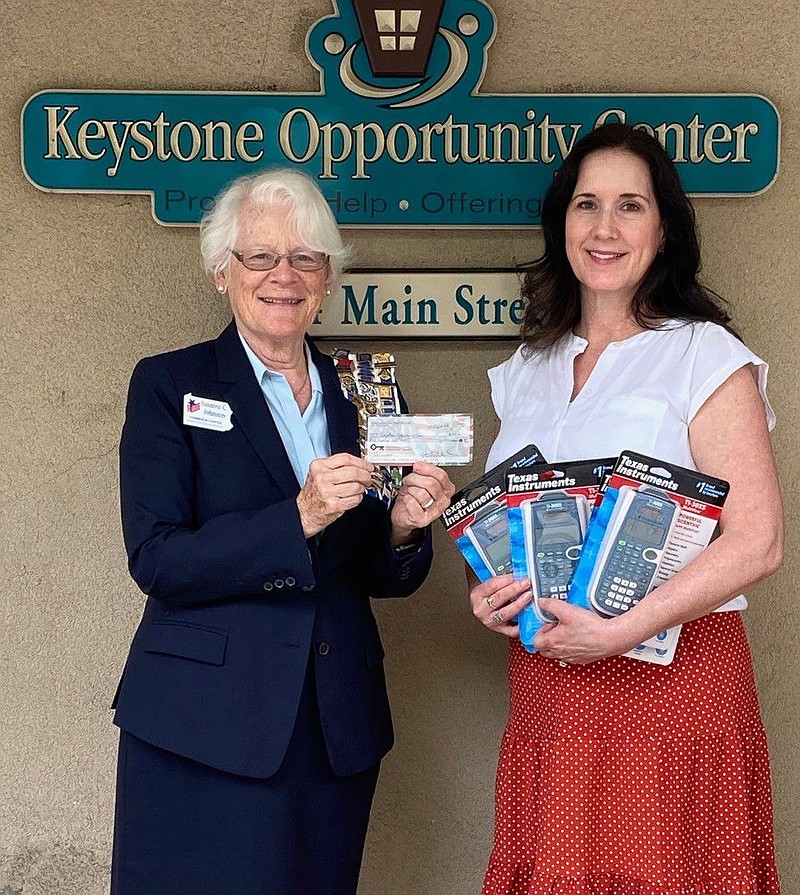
[482,612,781,894]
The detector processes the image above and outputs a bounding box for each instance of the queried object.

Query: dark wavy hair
[519,122,736,348]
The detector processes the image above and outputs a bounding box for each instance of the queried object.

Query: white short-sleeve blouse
[485,319,775,612]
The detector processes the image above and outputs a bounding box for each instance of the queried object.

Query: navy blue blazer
[113,322,432,778]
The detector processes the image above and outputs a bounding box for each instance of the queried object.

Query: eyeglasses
[231,249,329,272]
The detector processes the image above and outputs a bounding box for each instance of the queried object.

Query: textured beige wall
[2,1,798,892]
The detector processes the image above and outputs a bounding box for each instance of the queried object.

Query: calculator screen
[471,508,510,568]
[533,506,581,546]
[623,514,667,546]
[483,530,510,568]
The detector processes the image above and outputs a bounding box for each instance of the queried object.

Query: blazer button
[285,576,296,587]
[302,584,314,592]
[318,642,330,656]
[274,578,284,588]
[262,581,274,592]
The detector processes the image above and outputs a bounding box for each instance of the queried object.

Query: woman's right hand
[297,453,375,538]
[470,574,533,638]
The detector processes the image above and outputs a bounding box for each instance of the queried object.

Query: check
[366,414,473,466]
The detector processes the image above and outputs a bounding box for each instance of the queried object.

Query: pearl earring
[326,289,331,296]
[217,285,225,293]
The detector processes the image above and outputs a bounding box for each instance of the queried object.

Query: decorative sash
[333,349,403,505]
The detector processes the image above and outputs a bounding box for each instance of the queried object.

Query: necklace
[295,372,313,412]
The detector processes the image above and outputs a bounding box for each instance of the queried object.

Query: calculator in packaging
[441,445,546,582]
[505,458,615,651]
[569,451,730,665]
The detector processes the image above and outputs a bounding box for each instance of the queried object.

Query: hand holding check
[297,454,375,538]
[390,461,456,547]
[299,413,465,544]
[367,414,464,546]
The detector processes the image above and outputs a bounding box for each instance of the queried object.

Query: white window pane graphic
[379,35,397,50]
[400,10,421,32]
[374,10,396,32]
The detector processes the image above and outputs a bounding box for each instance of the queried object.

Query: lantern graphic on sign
[353,0,445,77]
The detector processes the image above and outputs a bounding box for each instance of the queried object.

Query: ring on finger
[489,610,504,625]
[421,496,434,509]
[486,596,495,609]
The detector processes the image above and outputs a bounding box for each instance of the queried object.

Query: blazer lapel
[214,322,300,500]
[311,340,360,457]
[310,341,368,555]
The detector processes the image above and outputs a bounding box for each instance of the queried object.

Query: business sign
[315,269,521,337]
[21,0,780,227]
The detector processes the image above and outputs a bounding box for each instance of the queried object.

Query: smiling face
[215,201,329,353]
[565,148,665,309]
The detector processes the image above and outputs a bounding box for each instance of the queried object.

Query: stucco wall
[2,1,798,892]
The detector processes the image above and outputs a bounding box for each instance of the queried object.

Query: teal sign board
[21,0,780,227]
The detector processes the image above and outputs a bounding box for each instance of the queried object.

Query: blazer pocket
[364,635,386,668]
[142,621,228,666]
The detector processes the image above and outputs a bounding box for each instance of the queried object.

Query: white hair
[199,168,351,285]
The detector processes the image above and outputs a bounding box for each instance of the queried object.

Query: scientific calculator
[589,487,678,616]
[465,502,512,576]
[522,493,588,620]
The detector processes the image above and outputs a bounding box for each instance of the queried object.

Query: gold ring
[490,611,504,625]
[422,497,434,509]
[486,596,495,609]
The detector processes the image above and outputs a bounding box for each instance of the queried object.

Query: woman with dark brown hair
[469,123,783,893]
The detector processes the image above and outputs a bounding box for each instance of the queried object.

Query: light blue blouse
[239,333,331,486]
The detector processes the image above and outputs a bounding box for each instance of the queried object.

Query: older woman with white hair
[110,168,454,895]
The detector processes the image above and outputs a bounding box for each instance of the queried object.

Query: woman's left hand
[533,599,636,665]
[390,462,455,546]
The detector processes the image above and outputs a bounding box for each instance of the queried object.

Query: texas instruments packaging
[505,459,616,651]
[569,451,730,665]
[441,445,546,582]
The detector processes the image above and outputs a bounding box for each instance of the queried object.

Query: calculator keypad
[535,550,577,599]
[596,540,657,614]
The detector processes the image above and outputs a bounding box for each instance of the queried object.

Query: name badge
[182,393,233,432]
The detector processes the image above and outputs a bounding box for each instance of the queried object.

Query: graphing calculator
[465,502,512,576]
[522,493,588,620]
[588,487,679,617]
